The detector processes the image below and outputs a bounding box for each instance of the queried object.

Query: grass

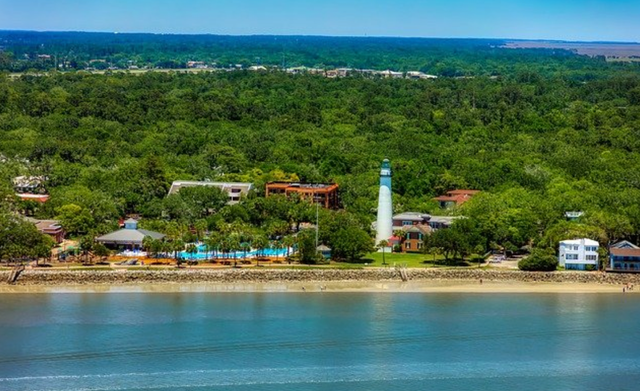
[360,252,444,268]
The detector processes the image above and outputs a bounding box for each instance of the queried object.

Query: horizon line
[1,29,638,45]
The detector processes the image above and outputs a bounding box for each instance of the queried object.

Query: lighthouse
[375,159,393,247]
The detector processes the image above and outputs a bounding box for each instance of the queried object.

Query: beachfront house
[95,219,165,251]
[558,238,599,271]
[609,242,640,272]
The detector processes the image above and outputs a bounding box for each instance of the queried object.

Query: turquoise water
[178,245,291,260]
[1,293,640,390]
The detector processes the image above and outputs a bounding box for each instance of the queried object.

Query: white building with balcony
[558,238,600,271]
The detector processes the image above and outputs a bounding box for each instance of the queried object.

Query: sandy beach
[0,280,635,294]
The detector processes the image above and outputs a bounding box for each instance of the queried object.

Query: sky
[0,0,638,42]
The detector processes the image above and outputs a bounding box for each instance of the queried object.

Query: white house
[558,239,600,270]
[167,181,253,205]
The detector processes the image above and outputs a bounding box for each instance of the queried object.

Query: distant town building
[405,71,438,80]
[168,181,254,205]
[558,238,599,271]
[434,190,480,208]
[95,219,165,251]
[266,182,339,209]
[248,65,267,71]
[186,61,207,69]
[379,70,404,79]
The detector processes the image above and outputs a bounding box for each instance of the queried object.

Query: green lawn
[362,252,438,268]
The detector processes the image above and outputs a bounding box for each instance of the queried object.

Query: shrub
[518,249,558,271]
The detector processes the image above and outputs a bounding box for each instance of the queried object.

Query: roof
[96,228,165,245]
[393,212,430,221]
[168,181,254,196]
[560,238,599,246]
[403,224,432,234]
[266,182,339,193]
[16,194,49,203]
[610,247,640,257]
[434,190,479,205]
[25,218,63,233]
[611,240,639,249]
[447,190,481,195]
[429,216,460,224]
[316,245,332,252]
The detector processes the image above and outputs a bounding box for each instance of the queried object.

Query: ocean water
[0,293,639,391]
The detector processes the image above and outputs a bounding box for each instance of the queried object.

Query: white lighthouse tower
[375,159,393,247]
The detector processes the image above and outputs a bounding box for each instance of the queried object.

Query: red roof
[434,189,479,205]
[610,248,640,257]
[447,189,481,195]
[17,194,49,203]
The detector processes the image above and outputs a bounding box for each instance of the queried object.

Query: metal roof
[96,228,165,245]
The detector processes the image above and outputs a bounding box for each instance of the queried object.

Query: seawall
[2,269,640,286]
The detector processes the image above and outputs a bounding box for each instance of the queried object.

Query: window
[231,188,242,193]
[566,254,579,260]
[403,221,412,226]
[405,242,411,250]
[586,255,598,261]
[585,246,598,252]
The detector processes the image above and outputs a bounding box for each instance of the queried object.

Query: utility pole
[315,193,319,251]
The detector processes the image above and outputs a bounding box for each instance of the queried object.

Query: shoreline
[1,269,639,293]
[0,280,634,294]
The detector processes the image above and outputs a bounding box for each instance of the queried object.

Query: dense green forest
[1,33,640,262]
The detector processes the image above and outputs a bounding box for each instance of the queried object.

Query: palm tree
[252,234,269,267]
[272,240,283,261]
[186,243,198,261]
[377,239,390,266]
[227,233,241,264]
[282,235,296,258]
[172,239,185,265]
[204,233,220,261]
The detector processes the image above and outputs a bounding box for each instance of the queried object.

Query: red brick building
[265,182,339,209]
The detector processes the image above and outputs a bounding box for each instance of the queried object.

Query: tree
[282,234,296,258]
[518,249,558,271]
[0,213,54,265]
[297,229,318,264]
[252,234,268,266]
[377,239,390,265]
[79,235,94,264]
[186,243,198,261]
[55,204,94,236]
[330,226,375,262]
